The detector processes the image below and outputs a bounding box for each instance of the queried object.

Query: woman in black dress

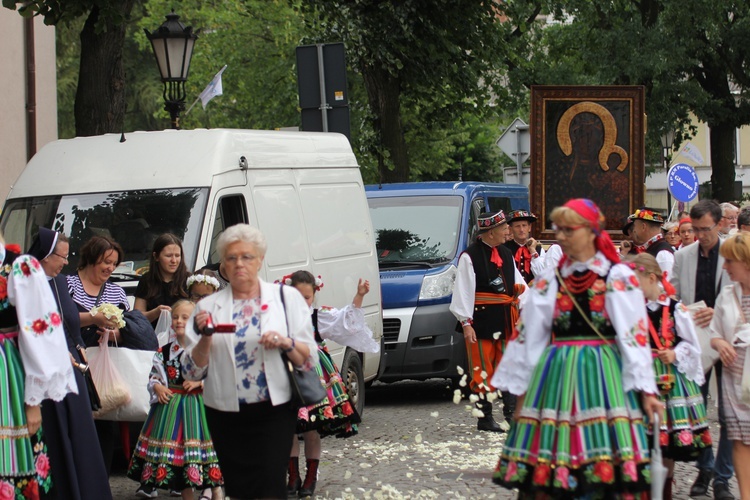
[28,228,112,499]
[134,233,189,327]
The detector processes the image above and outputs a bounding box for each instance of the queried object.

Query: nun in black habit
[28,228,112,500]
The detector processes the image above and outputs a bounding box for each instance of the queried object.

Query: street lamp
[662,128,676,218]
[145,11,197,129]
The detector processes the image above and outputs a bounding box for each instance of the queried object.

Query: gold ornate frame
[530,85,645,240]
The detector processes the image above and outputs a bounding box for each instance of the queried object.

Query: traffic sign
[667,163,699,202]
[495,118,530,165]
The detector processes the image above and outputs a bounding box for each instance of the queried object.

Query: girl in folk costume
[492,199,663,499]
[128,300,224,500]
[626,253,711,499]
[0,240,77,499]
[282,271,379,498]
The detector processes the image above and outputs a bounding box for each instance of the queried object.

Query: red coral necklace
[563,270,598,294]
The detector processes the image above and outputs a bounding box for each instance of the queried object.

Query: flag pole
[184,96,201,117]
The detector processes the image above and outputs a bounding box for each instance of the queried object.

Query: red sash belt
[475,284,525,340]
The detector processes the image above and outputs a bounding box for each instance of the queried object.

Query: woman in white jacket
[182,224,318,499]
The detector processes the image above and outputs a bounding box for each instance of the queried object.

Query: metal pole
[316,44,330,132]
[665,147,672,220]
[515,125,523,183]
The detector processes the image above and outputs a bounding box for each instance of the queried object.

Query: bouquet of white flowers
[90,303,126,329]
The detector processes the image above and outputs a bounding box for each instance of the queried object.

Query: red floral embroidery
[629,275,640,287]
[591,279,607,293]
[701,430,713,445]
[167,366,178,379]
[49,312,62,327]
[0,481,13,500]
[186,465,201,484]
[21,480,38,499]
[155,464,168,483]
[612,280,626,291]
[0,276,6,301]
[35,452,50,479]
[635,333,648,346]
[589,294,605,312]
[141,463,153,482]
[323,406,335,419]
[557,293,574,313]
[30,258,41,270]
[594,461,614,483]
[535,279,548,290]
[32,319,48,334]
[208,465,222,482]
[679,430,693,445]
[342,402,353,416]
[532,463,551,486]
[660,432,669,446]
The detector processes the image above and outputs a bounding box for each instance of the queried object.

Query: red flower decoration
[167,367,178,380]
[35,452,50,479]
[342,402,353,416]
[612,280,626,291]
[679,430,693,445]
[208,465,223,482]
[32,319,48,335]
[5,244,21,254]
[594,461,615,483]
[591,279,607,293]
[532,463,551,486]
[635,333,648,346]
[0,276,6,301]
[557,294,574,313]
[701,430,713,445]
[20,262,31,276]
[535,279,548,290]
[21,480,38,499]
[629,275,640,287]
[659,432,669,446]
[49,312,62,327]
[155,464,168,483]
[323,406,335,419]
[141,463,153,482]
[186,465,201,485]
[260,304,269,314]
[589,294,605,313]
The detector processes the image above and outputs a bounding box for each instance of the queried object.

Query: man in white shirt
[631,208,674,279]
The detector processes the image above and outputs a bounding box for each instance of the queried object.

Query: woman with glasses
[28,228,112,499]
[492,198,662,499]
[182,224,318,499]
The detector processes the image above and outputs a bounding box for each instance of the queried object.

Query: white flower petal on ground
[456,365,464,375]
[471,408,484,418]
[430,411,439,417]
[486,392,498,402]
[415,433,422,443]
[499,420,511,431]
[344,470,352,479]
[480,370,488,379]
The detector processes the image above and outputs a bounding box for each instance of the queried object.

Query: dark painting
[530,86,645,239]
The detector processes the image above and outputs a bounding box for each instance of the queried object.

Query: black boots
[299,458,319,498]
[476,400,504,432]
[287,457,301,498]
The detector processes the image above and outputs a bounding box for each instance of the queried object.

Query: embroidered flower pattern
[553,276,611,334]
[24,310,62,336]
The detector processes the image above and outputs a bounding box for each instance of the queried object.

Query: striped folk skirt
[0,335,52,499]
[128,390,223,492]
[653,358,711,460]
[493,341,651,498]
[296,345,360,438]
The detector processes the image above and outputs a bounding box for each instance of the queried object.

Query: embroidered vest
[645,238,674,258]
[503,240,542,284]
[551,271,616,341]
[463,242,516,339]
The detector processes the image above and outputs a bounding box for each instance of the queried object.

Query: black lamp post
[145,11,197,129]
[662,128,676,217]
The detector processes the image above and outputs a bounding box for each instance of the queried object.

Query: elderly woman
[182,224,318,499]
[28,228,112,499]
[491,199,662,499]
[709,232,750,498]
[663,221,680,250]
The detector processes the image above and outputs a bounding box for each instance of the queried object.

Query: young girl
[187,271,221,303]
[283,271,379,498]
[628,253,712,499]
[128,300,223,500]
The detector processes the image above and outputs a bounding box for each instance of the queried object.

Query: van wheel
[341,350,365,417]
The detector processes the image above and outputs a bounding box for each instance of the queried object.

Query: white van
[0,128,382,414]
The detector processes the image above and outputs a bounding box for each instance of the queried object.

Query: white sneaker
[135,485,158,498]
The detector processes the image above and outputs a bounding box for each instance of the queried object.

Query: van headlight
[419,265,457,300]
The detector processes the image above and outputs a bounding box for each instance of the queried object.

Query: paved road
[109,379,738,499]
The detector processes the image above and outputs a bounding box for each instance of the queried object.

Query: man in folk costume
[450,211,528,432]
[631,208,675,280]
[503,210,544,285]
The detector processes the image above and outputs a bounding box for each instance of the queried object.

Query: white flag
[199,65,227,109]
[679,141,705,165]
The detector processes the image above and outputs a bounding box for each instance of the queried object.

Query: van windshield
[368,195,462,267]
[0,188,208,277]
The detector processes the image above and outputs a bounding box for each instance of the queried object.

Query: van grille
[383,318,401,343]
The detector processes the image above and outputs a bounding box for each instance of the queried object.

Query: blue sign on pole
[667,163,699,202]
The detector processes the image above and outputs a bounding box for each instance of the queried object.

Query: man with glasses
[720,202,739,237]
[671,199,735,499]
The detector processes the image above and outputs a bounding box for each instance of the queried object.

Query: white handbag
[86,344,154,422]
[686,301,720,373]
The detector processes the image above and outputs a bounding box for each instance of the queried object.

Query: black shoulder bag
[278,284,327,408]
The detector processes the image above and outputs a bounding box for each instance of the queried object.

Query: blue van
[365,182,530,384]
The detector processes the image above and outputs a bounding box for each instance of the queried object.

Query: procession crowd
[1,197,749,500]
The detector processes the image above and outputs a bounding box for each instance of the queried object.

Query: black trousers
[206,401,296,500]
